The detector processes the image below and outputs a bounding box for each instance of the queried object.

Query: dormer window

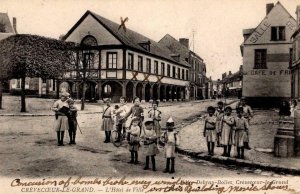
[170,54,180,62]
[139,40,151,52]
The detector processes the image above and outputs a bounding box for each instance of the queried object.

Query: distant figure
[290,99,298,118]
[279,100,291,117]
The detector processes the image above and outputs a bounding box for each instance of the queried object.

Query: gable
[65,14,121,45]
[244,3,297,45]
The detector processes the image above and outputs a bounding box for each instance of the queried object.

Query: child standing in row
[140,118,159,171]
[203,106,217,156]
[68,99,78,145]
[162,117,179,174]
[101,99,114,143]
[127,117,141,164]
[220,106,235,157]
[234,107,249,159]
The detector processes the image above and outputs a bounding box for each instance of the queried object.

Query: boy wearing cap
[127,117,141,164]
[234,107,249,159]
[161,117,179,174]
[52,92,70,146]
[148,100,162,139]
[220,106,235,157]
[68,99,78,145]
[204,106,217,156]
[101,99,114,143]
[140,118,159,171]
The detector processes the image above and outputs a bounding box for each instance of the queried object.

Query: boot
[104,131,108,143]
[134,151,139,164]
[73,131,76,144]
[107,131,111,143]
[128,151,134,163]
[57,132,61,146]
[241,147,245,159]
[207,142,211,155]
[244,142,251,150]
[151,155,156,171]
[222,146,227,156]
[163,158,170,173]
[211,142,215,156]
[170,158,175,173]
[144,156,150,170]
[60,132,65,146]
[236,148,240,159]
[69,130,73,145]
[227,145,232,157]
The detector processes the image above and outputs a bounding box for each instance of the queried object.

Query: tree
[0,34,74,112]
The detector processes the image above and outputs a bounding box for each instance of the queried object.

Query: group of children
[204,99,253,159]
[101,96,179,173]
[52,92,78,146]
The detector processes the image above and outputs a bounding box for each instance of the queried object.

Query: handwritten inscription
[10,177,291,194]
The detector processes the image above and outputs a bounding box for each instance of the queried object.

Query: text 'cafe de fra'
[59,10,193,103]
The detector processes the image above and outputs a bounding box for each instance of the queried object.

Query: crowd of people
[51,92,267,173]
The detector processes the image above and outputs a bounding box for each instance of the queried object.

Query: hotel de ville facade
[241,2,297,107]
[58,11,206,103]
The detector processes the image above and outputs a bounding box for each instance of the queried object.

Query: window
[182,69,185,80]
[271,26,285,41]
[107,52,117,69]
[52,79,56,91]
[154,61,158,74]
[186,70,189,80]
[161,63,165,76]
[104,85,112,95]
[138,56,143,71]
[146,58,151,73]
[128,53,134,70]
[16,79,21,88]
[178,68,181,79]
[254,49,267,69]
[167,64,170,77]
[172,66,176,78]
[84,53,95,69]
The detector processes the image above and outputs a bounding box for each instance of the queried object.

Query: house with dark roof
[159,34,208,100]
[220,66,243,99]
[60,10,191,102]
[240,2,297,107]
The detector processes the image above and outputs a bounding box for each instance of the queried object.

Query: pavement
[1,96,300,176]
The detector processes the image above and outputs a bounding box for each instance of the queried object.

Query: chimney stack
[266,3,274,15]
[179,38,189,49]
[13,17,17,34]
[229,71,232,75]
[297,5,300,26]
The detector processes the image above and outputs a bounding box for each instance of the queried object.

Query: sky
[1,0,299,80]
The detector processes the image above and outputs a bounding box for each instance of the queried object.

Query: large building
[240,2,297,107]
[60,11,193,102]
[291,5,300,99]
[220,66,243,99]
[159,34,208,100]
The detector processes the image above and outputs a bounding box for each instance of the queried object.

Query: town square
[1,0,300,194]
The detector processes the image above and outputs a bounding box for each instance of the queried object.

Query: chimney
[12,17,17,33]
[229,71,232,75]
[266,3,274,15]
[179,38,189,49]
[297,5,300,26]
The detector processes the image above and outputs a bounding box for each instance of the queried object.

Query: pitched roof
[0,13,15,33]
[63,11,190,67]
[159,34,190,60]
[243,1,296,44]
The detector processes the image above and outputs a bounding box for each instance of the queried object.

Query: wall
[65,14,121,45]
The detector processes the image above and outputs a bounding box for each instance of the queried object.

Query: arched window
[81,35,98,47]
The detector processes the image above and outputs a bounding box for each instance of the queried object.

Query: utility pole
[192,29,196,52]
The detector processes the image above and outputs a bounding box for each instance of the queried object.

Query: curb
[176,147,300,175]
